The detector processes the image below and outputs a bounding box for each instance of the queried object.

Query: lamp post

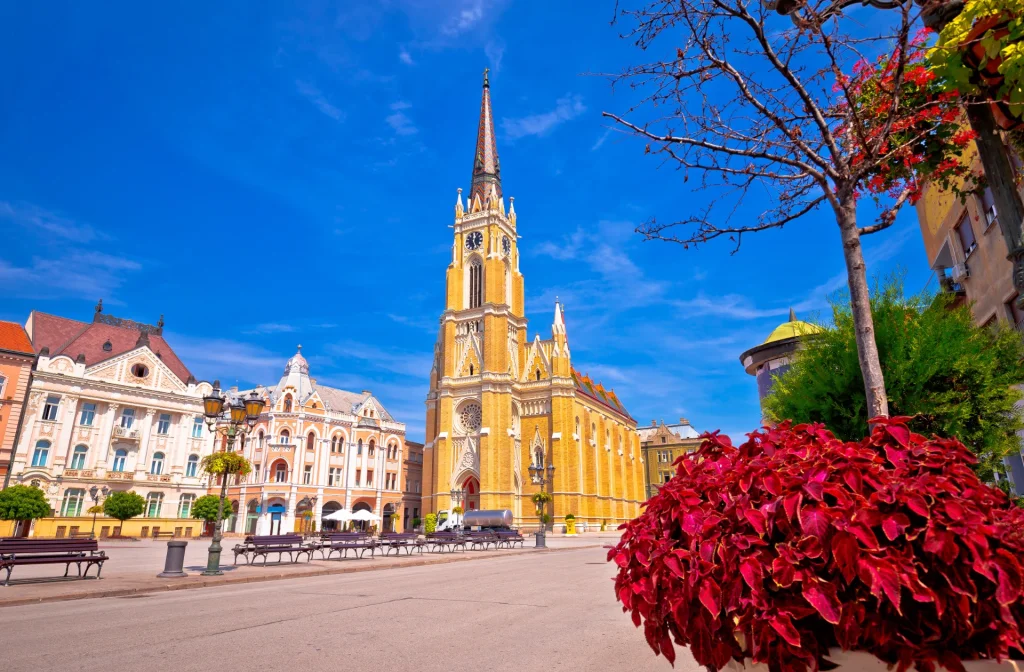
[528,461,556,549]
[88,485,109,537]
[201,383,264,576]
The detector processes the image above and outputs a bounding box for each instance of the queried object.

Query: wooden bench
[463,530,499,550]
[495,529,525,549]
[314,532,378,560]
[0,538,107,586]
[378,533,424,556]
[425,531,466,553]
[232,534,312,566]
[152,531,175,540]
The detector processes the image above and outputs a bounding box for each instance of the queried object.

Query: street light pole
[88,485,109,537]
[529,461,556,549]
[200,384,264,577]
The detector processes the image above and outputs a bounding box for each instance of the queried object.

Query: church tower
[422,71,644,528]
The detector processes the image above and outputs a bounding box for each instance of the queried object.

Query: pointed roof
[25,309,192,383]
[469,68,501,205]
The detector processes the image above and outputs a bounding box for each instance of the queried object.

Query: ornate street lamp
[529,461,556,549]
[200,381,265,576]
[88,485,110,537]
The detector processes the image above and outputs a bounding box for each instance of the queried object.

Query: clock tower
[422,70,644,528]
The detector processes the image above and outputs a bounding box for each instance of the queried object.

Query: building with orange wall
[401,440,423,530]
[0,321,35,484]
[220,347,407,536]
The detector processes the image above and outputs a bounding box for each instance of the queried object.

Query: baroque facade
[9,305,217,523]
[222,347,407,536]
[401,440,423,530]
[638,419,702,500]
[422,72,644,528]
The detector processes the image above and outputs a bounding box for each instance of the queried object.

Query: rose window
[459,402,482,432]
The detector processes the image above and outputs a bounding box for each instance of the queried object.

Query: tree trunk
[837,200,889,423]
[965,103,1024,308]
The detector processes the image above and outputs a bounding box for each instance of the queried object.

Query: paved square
[0,544,695,672]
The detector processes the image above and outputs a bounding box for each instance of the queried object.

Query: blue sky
[0,1,932,441]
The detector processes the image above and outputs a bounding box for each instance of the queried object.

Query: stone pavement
[0,532,620,607]
[0,544,690,672]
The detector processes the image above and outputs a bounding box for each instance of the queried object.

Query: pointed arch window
[307,432,316,451]
[468,257,483,308]
[331,436,337,453]
[368,439,375,458]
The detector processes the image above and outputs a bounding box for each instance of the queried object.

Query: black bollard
[157,540,188,578]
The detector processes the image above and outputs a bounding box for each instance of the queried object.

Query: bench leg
[2,565,12,587]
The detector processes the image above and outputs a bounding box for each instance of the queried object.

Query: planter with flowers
[609,418,1024,672]
[565,513,577,536]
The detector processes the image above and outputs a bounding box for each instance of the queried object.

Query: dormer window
[102,340,112,352]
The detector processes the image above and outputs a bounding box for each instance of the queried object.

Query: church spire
[470,67,501,206]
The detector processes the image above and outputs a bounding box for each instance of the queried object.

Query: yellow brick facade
[422,76,643,529]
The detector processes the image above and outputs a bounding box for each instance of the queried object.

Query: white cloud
[162,333,285,386]
[591,128,612,151]
[399,49,414,65]
[386,101,418,136]
[0,201,104,243]
[502,94,586,140]
[485,39,505,73]
[0,252,142,301]
[295,80,345,122]
[441,1,485,36]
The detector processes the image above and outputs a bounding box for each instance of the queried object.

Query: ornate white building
[222,347,407,536]
[9,304,216,523]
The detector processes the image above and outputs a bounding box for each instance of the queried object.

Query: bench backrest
[247,534,303,545]
[380,533,417,540]
[0,538,99,554]
[428,532,461,539]
[323,532,371,541]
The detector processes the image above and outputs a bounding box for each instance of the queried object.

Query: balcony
[113,426,140,441]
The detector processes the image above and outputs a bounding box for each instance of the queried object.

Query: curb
[0,544,602,609]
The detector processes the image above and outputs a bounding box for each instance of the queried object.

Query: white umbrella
[350,510,381,522]
[323,509,353,521]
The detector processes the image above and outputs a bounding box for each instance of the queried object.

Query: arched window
[150,452,165,475]
[274,462,287,483]
[307,432,316,451]
[469,364,474,376]
[283,394,293,412]
[31,440,50,468]
[186,454,199,477]
[70,445,88,470]
[533,445,544,469]
[468,256,483,308]
[61,488,86,516]
[536,369,541,381]
[145,492,163,518]
[357,439,363,456]
[257,431,265,448]
[368,439,375,458]
[280,429,290,445]
[330,436,337,453]
[113,449,127,472]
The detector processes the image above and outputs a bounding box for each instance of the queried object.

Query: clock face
[465,231,483,251]
[502,235,511,256]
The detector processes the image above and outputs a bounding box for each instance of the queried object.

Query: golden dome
[763,309,822,344]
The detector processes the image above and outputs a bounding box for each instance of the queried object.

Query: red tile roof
[0,321,33,355]
[27,311,193,384]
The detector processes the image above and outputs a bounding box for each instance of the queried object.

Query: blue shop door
[268,504,286,535]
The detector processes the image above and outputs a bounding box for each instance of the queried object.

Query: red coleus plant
[610,419,1024,672]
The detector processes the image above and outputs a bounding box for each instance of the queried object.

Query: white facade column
[134,409,156,476]
[95,403,120,471]
[55,395,79,469]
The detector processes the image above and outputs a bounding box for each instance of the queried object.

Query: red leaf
[802,480,824,501]
[770,612,802,647]
[740,556,763,592]
[886,424,911,447]
[763,472,782,496]
[783,492,803,523]
[699,577,721,616]
[614,552,630,568]
[744,508,767,535]
[803,580,842,624]
[906,494,930,518]
[663,553,685,578]
[799,505,830,538]
[832,532,859,584]
[995,549,1023,605]
[882,513,910,541]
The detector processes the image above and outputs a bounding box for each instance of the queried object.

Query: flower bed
[609,418,1024,671]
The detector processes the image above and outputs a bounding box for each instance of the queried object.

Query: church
[422,72,644,529]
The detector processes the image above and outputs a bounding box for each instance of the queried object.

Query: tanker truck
[461,509,514,530]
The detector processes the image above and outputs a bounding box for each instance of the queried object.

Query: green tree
[0,485,52,523]
[102,490,146,534]
[191,495,232,523]
[764,278,1024,480]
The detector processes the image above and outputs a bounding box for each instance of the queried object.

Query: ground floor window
[61,488,86,517]
[146,492,164,518]
[179,493,195,518]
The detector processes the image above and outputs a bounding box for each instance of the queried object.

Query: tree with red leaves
[610,419,1024,671]
[604,2,972,425]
